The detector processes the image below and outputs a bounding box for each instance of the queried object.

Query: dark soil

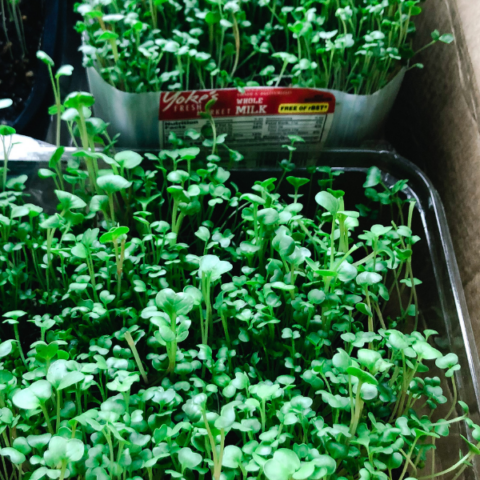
[0,0,45,124]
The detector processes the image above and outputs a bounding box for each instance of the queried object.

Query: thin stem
[446,377,458,420]
[56,390,62,432]
[13,323,26,366]
[125,331,149,384]
[214,429,225,480]
[418,447,477,480]
[230,14,240,77]
[203,411,218,470]
[2,135,10,192]
[275,59,288,87]
[40,404,54,434]
[398,437,420,480]
[349,380,364,436]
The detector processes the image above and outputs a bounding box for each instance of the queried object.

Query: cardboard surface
[389,0,480,343]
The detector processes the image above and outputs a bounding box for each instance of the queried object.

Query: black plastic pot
[9,0,66,140]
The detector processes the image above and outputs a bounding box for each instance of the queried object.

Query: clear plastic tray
[8,148,480,479]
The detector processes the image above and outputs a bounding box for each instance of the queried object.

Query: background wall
[388,0,480,343]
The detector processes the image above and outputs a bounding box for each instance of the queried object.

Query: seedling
[37,51,74,152]
[76,0,453,94]
[0,108,474,480]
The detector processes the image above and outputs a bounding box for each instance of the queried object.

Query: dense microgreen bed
[75,0,453,94]
[0,68,478,480]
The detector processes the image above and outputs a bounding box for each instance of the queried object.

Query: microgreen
[0,91,474,480]
[76,0,453,94]
[37,50,74,151]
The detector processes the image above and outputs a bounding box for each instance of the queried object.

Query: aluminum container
[7,148,480,479]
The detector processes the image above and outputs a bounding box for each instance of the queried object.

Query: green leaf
[40,214,64,230]
[69,283,88,293]
[10,205,29,218]
[363,167,382,188]
[357,349,381,371]
[38,169,57,180]
[346,367,378,385]
[97,174,132,194]
[3,310,26,320]
[461,436,480,455]
[360,383,378,401]
[35,344,58,362]
[99,226,129,243]
[0,99,12,110]
[64,91,95,109]
[0,447,26,465]
[45,436,84,465]
[271,282,295,291]
[199,255,233,282]
[58,371,85,391]
[56,65,74,78]
[24,203,43,218]
[222,445,242,468]
[388,331,409,350]
[49,147,65,169]
[0,340,14,358]
[27,434,52,450]
[167,186,190,203]
[47,360,68,389]
[90,195,109,213]
[30,468,49,480]
[315,191,339,215]
[413,341,442,360]
[371,225,392,237]
[439,33,454,44]
[254,384,280,400]
[195,226,210,242]
[30,380,53,402]
[241,193,265,205]
[13,380,52,410]
[0,125,15,136]
[292,462,315,480]
[12,438,31,456]
[273,230,295,257]
[356,271,382,286]
[65,438,85,461]
[36,50,54,66]
[155,288,194,318]
[313,455,336,475]
[287,177,309,189]
[158,325,175,343]
[319,391,349,410]
[307,289,325,305]
[337,261,357,282]
[71,243,88,259]
[178,447,202,470]
[435,353,459,369]
[264,449,300,480]
[55,190,86,210]
[258,208,279,226]
[168,170,190,184]
[356,303,373,317]
[100,290,115,305]
[114,151,143,169]
[214,405,236,429]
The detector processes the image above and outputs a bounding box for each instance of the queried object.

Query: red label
[159,88,336,120]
